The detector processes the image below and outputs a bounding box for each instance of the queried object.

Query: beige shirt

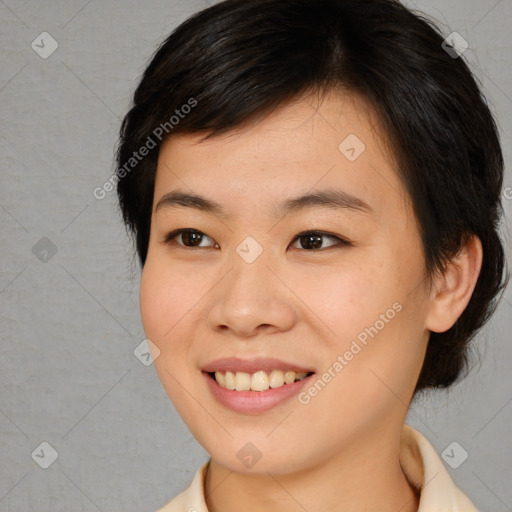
[157,425,478,512]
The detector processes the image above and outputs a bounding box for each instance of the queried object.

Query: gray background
[0,0,511,510]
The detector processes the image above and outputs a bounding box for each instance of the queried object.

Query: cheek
[290,258,399,345]
[304,310,427,439]
[139,262,198,405]
[139,265,167,341]
[139,263,193,379]
[139,261,200,341]
[297,252,427,383]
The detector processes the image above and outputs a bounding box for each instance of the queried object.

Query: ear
[425,235,483,333]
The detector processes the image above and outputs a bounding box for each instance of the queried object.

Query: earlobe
[425,235,483,333]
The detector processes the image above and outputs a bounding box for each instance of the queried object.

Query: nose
[206,252,298,339]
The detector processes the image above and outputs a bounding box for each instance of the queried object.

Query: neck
[204,424,419,512]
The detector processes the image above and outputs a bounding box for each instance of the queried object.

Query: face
[140,89,433,475]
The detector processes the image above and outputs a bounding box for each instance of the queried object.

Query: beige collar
[158,425,479,511]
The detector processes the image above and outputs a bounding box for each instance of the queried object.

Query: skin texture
[139,89,482,512]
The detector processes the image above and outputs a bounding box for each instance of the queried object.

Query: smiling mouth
[207,370,315,392]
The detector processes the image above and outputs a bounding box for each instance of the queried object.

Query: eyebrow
[155,188,374,218]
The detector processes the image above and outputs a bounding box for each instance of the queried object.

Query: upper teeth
[214,370,309,392]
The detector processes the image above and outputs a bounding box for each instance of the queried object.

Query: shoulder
[401,424,479,511]
[156,461,210,512]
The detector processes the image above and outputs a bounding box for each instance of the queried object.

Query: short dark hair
[116,0,508,392]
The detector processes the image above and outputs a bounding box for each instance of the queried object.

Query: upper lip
[201,357,315,375]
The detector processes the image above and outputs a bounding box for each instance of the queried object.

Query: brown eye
[290,231,350,250]
[164,229,217,248]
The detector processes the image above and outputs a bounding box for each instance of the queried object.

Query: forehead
[153,89,410,221]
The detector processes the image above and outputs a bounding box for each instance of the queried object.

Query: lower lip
[203,372,315,414]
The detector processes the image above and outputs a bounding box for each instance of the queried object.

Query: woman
[115,0,507,510]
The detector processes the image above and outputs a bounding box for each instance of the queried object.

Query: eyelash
[162,228,352,251]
